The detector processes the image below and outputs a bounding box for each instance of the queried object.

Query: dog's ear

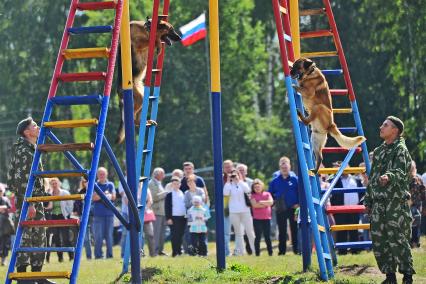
[303,58,315,70]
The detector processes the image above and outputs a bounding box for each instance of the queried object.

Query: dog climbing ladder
[6,1,143,283]
[272,0,371,280]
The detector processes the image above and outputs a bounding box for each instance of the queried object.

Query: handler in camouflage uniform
[364,116,415,284]
[7,117,55,284]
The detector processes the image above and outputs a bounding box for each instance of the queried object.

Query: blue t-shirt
[93,181,115,217]
[180,175,206,192]
[268,174,299,208]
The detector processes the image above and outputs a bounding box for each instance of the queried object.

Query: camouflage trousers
[15,209,46,268]
[370,200,415,275]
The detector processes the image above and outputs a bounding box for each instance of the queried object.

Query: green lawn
[1,239,425,283]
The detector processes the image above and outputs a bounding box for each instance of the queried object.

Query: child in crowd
[186,195,210,256]
[250,179,273,256]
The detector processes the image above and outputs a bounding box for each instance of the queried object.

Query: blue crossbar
[16,247,75,253]
[68,25,113,35]
[33,170,88,176]
[322,69,343,76]
[335,241,372,250]
[322,187,366,194]
[50,95,102,105]
[338,127,357,134]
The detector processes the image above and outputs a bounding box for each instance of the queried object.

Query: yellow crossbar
[36,172,86,178]
[44,119,98,129]
[330,224,370,231]
[9,271,71,280]
[317,167,366,175]
[318,225,326,232]
[301,51,338,58]
[27,194,84,203]
[62,47,110,60]
[333,108,352,114]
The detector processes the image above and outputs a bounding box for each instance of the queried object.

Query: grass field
[1,239,425,283]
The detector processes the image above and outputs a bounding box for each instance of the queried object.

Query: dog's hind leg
[311,131,327,174]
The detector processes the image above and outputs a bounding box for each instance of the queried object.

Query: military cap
[387,116,404,134]
[16,117,34,136]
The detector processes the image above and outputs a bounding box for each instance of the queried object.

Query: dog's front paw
[297,109,304,120]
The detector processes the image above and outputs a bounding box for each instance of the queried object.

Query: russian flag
[179,13,207,47]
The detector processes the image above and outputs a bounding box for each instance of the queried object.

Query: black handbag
[244,193,252,208]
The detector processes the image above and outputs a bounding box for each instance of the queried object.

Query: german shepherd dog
[290,58,366,173]
[116,18,181,144]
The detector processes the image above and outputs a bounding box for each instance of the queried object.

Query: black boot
[381,273,397,284]
[402,274,413,284]
[31,266,57,284]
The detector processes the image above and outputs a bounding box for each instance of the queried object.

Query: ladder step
[16,247,76,253]
[331,224,370,231]
[44,118,98,128]
[312,197,320,205]
[302,142,310,150]
[57,72,107,82]
[300,8,326,16]
[146,120,158,127]
[301,51,338,58]
[62,47,110,60]
[322,253,331,260]
[21,219,80,228]
[33,170,88,178]
[158,14,169,19]
[27,194,84,203]
[152,69,162,73]
[338,127,357,134]
[326,205,366,214]
[333,108,352,114]
[284,34,292,42]
[321,187,366,194]
[143,149,151,154]
[68,25,113,35]
[50,95,102,105]
[322,147,362,153]
[139,176,148,182]
[9,271,71,280]
[300,30,333,38]
[76,1,116,11]
[322,69,343,76]
[335,241,372,250]
[279,5,287,14]
[38,142,94,152]
[149,96,157,100]
[318,166,365,175]
[318,225,326,232]
[330,89,348,96]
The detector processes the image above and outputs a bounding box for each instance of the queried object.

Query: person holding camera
[223,169,255,256]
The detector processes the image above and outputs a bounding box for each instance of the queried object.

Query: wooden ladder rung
[44,119,98,129]
[27,194,84,203]
[38,143,94,152]
[300,8,326,16]
[9,271,71,280]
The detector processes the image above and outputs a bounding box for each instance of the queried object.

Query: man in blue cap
[7,117,54,284]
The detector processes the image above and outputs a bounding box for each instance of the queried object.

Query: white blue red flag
[179,13,207,46]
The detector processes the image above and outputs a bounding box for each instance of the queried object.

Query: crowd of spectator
[0,156,425,265]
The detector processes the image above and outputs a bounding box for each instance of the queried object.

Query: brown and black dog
[116,18,181,144]
[290,58,366,173]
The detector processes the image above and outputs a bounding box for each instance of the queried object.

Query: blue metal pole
[211,91,225,271]
[5,101,53,284]
[285,76,328,281]
[351,100,371,174]
[297,163,311,271]
[122,88,141,283]
[70,96,109,284]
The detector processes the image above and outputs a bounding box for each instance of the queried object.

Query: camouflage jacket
[365,137,412,209]
[409,176,426,208]
[7,137,45,218]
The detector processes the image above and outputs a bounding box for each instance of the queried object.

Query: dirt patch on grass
[337,264,381,277]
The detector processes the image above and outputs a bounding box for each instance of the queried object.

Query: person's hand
[167,219,173,225]
[27,205,36,219]
[379,175,389,186]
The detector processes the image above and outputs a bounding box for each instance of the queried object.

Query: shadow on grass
[112,267,162,283]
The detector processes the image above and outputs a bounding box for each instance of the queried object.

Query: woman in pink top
[250,179,274,256]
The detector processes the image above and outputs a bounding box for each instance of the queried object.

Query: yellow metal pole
[209,0,221,92]
[120,0,132,89]
[289,0,300,58]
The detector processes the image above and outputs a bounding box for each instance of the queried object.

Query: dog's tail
[328,124,366,149]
